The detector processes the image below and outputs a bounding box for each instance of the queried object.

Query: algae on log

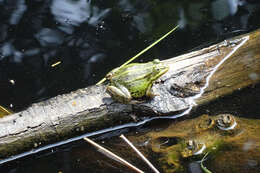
[0,29,260,159]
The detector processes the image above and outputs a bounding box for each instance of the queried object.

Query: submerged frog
[106,59,169,103]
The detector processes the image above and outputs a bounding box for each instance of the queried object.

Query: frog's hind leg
[106,84,132,103]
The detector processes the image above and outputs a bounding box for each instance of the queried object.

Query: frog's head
[151,61,169,81]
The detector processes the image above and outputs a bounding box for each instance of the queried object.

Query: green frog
[106,59,169,103]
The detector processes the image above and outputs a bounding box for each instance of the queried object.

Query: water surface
[0,0,260,172]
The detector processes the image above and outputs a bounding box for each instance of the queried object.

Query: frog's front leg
[146,83,158,98]
[106,84,132,103]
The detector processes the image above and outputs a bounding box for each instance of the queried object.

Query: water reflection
[35,28,64,46]
[51,0,110,33]
[212,0,246,21]
[1,42,24,63]
[0,1,260,172]
[119,0,151,33]
[0,0,259,115]
[8,0,27,25]
[1,42,13,59]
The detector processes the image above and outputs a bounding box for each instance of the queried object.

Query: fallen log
[0,29,260,160]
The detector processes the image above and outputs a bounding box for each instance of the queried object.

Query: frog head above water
[106,59,169,103]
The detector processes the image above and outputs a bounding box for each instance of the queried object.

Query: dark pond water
[1,0,260,111]
[0,0,260,172]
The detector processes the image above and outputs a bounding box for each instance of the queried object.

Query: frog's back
[125,78,149,98]
[112,62,154,83]
[111,63,152,98]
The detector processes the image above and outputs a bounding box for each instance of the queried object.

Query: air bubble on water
[249,72,259,81]
[9,79,15,85]
[243,141,253,151]
[96,21,106,32]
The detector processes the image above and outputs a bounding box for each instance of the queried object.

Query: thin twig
[84,137,144,173]
[120,134,160,173]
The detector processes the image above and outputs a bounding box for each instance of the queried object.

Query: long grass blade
[120,134,160,173]
[96,25,179,85]
[84,137,145,173]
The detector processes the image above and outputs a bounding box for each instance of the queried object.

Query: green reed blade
[96,25,179,85]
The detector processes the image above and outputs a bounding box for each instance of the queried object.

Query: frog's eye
[155,66,162,72]
[153,59,160,64]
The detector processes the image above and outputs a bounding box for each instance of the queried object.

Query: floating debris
[216,114,237,131]
[51,61,61,67]
[182,140,206,157]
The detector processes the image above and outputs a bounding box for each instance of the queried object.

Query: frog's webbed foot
[129,99,146,104]
[146,91,158,98]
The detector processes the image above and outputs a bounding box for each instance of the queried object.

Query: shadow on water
[0,0,260,172]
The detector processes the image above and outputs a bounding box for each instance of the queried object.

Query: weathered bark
[0,29,260,159]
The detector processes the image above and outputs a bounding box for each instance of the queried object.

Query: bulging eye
[153,59,160,64]
[106,73,113,79]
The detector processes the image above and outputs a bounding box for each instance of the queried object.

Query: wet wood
[0,29,260,160]
[196,30,260,105]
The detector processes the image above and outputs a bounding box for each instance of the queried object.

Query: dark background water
[0,0,260,112]
[0,0,260,172]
